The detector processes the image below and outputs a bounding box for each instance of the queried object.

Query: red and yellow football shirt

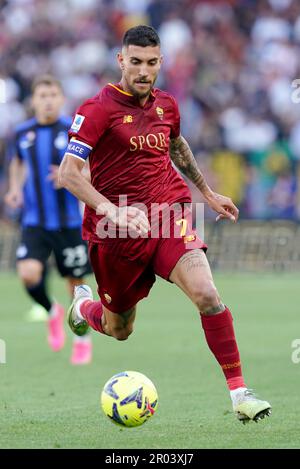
[68,83,191,242]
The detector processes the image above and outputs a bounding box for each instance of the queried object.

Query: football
[101,371,158,427]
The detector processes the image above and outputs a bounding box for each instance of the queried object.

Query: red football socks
[80,300,105,334]
[200,307,246,390]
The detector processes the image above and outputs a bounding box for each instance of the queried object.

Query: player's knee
[111,325,133,341]
[18,267,42,287]
[191,283,220,312]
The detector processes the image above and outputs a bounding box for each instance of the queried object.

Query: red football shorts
[88,208,207,313]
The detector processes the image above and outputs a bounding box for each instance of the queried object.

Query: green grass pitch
[0,271,299,449]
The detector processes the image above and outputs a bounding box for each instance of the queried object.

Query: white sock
[230,387,247,404]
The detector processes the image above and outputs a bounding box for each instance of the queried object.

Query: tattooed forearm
[169,135,211,195]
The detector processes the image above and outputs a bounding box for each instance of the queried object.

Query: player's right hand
[101,203,150,236]
[4,190,23,209]
[116,206,150,236]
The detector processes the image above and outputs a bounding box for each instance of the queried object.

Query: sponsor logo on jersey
[19,131,36,149]
[71,114,85,133]
[129,132,167,152]
[26,131,36,141]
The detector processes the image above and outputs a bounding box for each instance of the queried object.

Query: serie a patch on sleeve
[66,139,92,161]
[70,114,85,133]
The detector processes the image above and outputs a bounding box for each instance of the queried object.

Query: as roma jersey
[68,83,191,242]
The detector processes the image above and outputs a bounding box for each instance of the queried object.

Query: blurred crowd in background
[1,0,300,220]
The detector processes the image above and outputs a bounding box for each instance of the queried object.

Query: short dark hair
[31,74,63,94]
[122,25,160,48]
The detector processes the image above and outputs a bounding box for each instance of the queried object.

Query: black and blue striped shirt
[15,116,82,230]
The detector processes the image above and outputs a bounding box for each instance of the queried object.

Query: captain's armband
[65,138,92,161]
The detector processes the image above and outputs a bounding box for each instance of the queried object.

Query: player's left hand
[204,191,239,223]
[47,165,62,189]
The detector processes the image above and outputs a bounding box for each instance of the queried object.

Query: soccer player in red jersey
[59,25,271,422]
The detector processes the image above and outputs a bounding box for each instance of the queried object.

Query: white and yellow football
[101,371,158,427]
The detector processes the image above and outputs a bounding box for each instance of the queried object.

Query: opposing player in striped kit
[5,75,92,364]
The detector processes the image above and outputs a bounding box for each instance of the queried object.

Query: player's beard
[127,76,156,100]
[134,89,151,99]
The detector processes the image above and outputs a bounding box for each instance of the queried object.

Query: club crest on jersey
[156,107,164,120]
[123,115,133,124]
[104,293,112,304]
[71,114,85,133]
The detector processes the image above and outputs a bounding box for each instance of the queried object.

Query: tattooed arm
[169,135,211,195]
[169,135,239,222]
